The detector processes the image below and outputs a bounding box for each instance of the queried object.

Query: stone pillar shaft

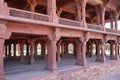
[30,43,35,64]
[0,39,5,80]
[20,43,24,61]
[46,39,57,71]
[8,44,11,57]
[61,43,64,57]
[76,40,82,65]
[14,43,16,57]
[76,0,81,21]
[30,5,36,12]
[101,41,106,62]
[57,43,61,62]
[96,43,101,61]
[41,43,46,59]
[5,44,7,56]
[81,0,87,28]
[47,0,58,23]
[80,41,87,66]
[26,44,29,56]
[114,13,119,33]
[115,42,119,60]
[100,5,106,30]
[110,44,114,59]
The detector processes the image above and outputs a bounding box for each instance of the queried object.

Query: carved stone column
[41,43,46,59]
[5,44,7,57]
[47,0,58,23]
[46,37,58,71]
[96,42,101,61]
[110,12,114,29]
[57,40,62,62]
[95,6,101,26]
[75,39,82,65]
[28,39,36,64]
[13,43,17,58]
[99,5,106,30]
[27,0,38,12]
[110,43,114,59]
[61,42,64,58]
[81,0,87,28]
[20,42,24,62]
[30,42,35,64]
[100,40,106,62]
[0,24,8,80]
[115,41,119,60]
[64,43,68,54]
[26,44,29,57]
[80,40,87,66]
[114,12,119,33]
[75,0,81,22]
[79,32,89,66]
[0,39,5,80]
[34,43,37,56]
[8,44,11,58]
[89,43,94,58]
[30,4,36,12]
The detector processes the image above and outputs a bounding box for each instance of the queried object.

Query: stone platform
[4,55,120,80]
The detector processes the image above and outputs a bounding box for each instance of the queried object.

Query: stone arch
[68,43,74,54]
[37,43,42,55]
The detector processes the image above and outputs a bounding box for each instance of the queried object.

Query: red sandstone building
[0,0,120,80]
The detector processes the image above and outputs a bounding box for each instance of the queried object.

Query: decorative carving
[9,8,49,22]
[81,32,89,42]
[87,24,101,30]
[105,28,116,33]
[59,18,81,27]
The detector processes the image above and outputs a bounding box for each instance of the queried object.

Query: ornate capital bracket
[48,28,61,41]
[103,34,108,42]
[117,37,120,43]
[81,32,89,42]
[27,0,39,6]
[28,38,36,45]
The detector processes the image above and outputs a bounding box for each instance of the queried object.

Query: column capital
[27,0,38,6]
[81,32,89,42]
[28,39,36,45]
[80,0,88,3]
[102,35,108,43]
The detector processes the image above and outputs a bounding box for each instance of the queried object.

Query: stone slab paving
[101,72,120,80]
[4,55,120,80]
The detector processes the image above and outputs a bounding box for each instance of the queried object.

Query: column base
[45,63,57,72]
[96,56,106,62]
[29,59,35,64]
[75,60,81,65]
[110,56,119,60]
[114,56,119,60]
[76,60,87,66]
[0,76,5,80]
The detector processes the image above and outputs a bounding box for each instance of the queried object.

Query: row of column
[4,41,47,63]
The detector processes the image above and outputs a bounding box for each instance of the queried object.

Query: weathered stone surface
[30,61,120,80]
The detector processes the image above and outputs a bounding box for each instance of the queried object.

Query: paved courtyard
[4,54,119,80]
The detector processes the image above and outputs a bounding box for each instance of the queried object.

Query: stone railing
[59,18,81,27]
[9,8,49,22]
[87,24,101,30]
[105,28,116,33]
